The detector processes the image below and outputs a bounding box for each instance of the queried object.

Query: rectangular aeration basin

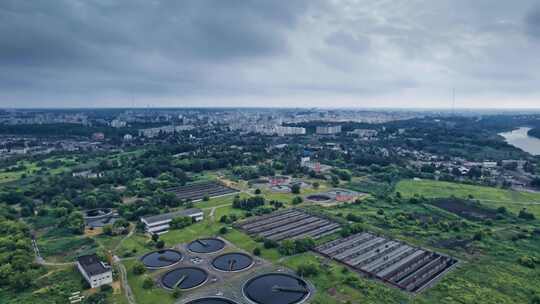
[314,232,458,293]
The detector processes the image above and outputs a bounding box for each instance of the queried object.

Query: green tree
[103,224,113,236]
[170,216,193,229]
[132,261,146,275]
[142,277,154,289]
[297,263,319,277]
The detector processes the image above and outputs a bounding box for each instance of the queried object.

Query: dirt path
[113,224,135,253]
[479,199,540,205]
[116,260,136,304]
[209,207,217,220]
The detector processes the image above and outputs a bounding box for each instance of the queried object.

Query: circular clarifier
[140,249,183,269]
[243,273,310,304]
[188,238,225,254]
[161,267,208,290]
[185,298,239,304]
[306,194,332,202]
[212,252,254,272]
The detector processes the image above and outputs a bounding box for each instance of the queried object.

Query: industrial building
[141,208,204,235]
[76,254,113,288]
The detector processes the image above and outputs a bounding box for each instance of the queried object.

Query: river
[499,127,540,156]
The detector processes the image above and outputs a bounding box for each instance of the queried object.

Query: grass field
[0,157,74,184]
[396,179,540,217]
[0,161,40,183]
[280,253,408,304]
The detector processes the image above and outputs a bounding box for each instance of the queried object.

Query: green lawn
[124,259,174,304]
[396,179,540,217]
[280,253,409,304]
[38,235,98,262]
[0,161,40,183]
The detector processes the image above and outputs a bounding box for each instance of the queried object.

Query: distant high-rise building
[316,125,341,135]
[274,126,306,136]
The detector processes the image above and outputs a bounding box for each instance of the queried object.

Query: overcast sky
[1,0,540,108]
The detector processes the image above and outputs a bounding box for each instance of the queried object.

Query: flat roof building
[316,125,342,135]
[141,208,203,235]
[77,254,112,289]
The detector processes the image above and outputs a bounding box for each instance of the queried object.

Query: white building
[274,126,306,136]
[111,119,127,128]
[139,125,195,138]
[348,129,378,139]
[316,125,342,135]
[141,208,204,235]
[72,170,103,179]
[77,254,113,289]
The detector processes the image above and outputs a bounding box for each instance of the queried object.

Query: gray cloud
[526,5,540,39]
[325,31,370,53]
[0,0,539,108]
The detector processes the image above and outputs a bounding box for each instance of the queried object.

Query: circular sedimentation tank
[243,273,310,304]
[141,249,183,269]
[84,208,117,228]
[306,194,332,202]
[270,185,291,192]
[212,252,254,272]
[161,267,208,290]
[84,208,113,219]
[185,298,239,304]
[188,238,225,254]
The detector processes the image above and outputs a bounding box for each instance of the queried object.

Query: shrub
[100,284,112,293]
[219,226,228,234]
[346,213,363,223]
[292,196,303,205]
[291,184,301,194]
[473,231,484,241]
[518,256,539,269]
[132,261,146,275]
[253,247,261,256]
[233,196,265,210]
[340,224,364,237]
[296,263,319,277]
[519,209,536,220]
[103,224,113,236]
[263,239,278,249]
[142,277,154,289]
[278,238,315,255]
[254,188,262,195]
[172,289,182,299]
[156,240,165,249]
[170,216,193,229]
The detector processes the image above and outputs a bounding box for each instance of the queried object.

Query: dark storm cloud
[0,1,314,95]
[0,0,540,108]
[0,0,310,66]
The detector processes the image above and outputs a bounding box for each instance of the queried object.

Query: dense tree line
[0,217,40,291]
